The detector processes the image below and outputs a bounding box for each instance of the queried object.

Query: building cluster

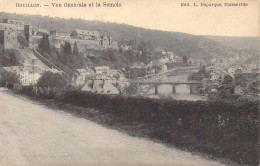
[31,27,119,52]
[0,18,119,52]
[129,51,182,78]
[0,18,125,94]
[191,56,260,97]
[72,65,127,95]
[1,18,258,97]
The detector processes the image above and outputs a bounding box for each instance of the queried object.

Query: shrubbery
[56,90,259,165]
[16,87,259,165]
[0,71,20,87]
[37,71,68,92]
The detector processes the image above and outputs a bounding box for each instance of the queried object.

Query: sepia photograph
[0,0,259,165]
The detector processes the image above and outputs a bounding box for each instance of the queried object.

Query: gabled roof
[82,79,119,94]
[72,29,100,36]
[94,66,110,71]
[76,68,88,73]
[37,29,50,35]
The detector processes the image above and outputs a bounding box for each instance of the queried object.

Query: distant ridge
[205,35,259,51]
[0,12,258,59]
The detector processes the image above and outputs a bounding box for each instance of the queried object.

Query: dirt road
[0,88,225,166]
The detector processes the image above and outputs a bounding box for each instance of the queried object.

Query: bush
[56,90,259,165]
[0,71,20,87]
[37,71,67,91]
[16,86,259,165]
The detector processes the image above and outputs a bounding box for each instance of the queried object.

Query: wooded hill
[0,12,257,60]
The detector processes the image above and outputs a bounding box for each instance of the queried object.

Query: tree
[37,71,67,90]
[9,52,18,65]
[183,55,188,63]
[17,35,29,49]
[0,71,20,86]
[38,34,50,53]
[234,74,247,87]
[73,42,79,55]
[64,41,72,54]
[122,83,140,96]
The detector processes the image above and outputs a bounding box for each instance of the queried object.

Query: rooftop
[73,29,100,36]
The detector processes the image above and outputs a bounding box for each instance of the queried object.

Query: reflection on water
[141,74,206,101]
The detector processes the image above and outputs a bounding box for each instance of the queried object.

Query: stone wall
[32,36,105,52]
[0,30,21,49]
[0,23,30,49]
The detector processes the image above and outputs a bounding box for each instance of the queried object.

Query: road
[0,88,224,166]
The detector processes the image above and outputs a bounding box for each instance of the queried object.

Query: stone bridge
[130,81,202,94]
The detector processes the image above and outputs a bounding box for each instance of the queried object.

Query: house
[242,73,259,82]
[160,64,168,72]
[252,68,260,74]
[94,66,110,74]
[3,66,42,86]
[205,66,213,73]
[162,51,167,55]
[3,19,25,25]
[100,35,109,46]
[234,85,243,95]
[70,29,100,40]
[159,58,169,63]
[234,68,243,75]
[120,45,132,51]
[35,29,50,36]
[222,74,234,87]
[210,71,219,83]
[110,41,119,50]
[132,62,146,69]
[73,68,94,86]
[227,67,234,75]
[50,31,70,38]
[82,79,119,94]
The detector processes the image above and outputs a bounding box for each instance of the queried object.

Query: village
[0,18,259,99]
[0,3,259,165]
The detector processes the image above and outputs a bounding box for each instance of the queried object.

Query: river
[139,69,207,101]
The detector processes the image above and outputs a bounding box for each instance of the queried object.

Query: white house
[3,66,42,86]
[73,68,94,86]
[94,66,110,74]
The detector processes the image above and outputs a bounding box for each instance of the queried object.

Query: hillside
[0,12,257,60]
[205,36,259,51]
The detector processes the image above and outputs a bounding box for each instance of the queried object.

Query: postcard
[0,0,259,165]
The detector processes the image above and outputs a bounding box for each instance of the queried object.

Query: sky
[0,0,259,36]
